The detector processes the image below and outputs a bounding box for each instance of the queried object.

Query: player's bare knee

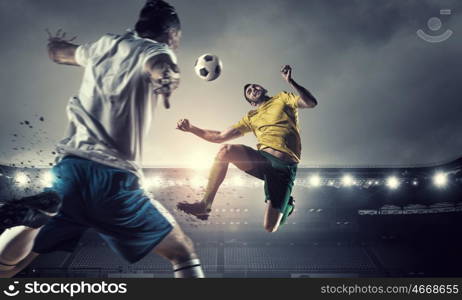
[217,144,233,161]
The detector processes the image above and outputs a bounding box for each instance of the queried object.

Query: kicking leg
[204,144,267,207]
[153,225,204,278]
[177,144,266,219]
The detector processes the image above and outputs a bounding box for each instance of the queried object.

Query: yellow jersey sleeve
[280,92,300,109]
[232,114,252,135]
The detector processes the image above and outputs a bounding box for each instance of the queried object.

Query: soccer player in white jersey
[0,0,204,278]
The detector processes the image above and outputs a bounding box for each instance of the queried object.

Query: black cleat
[177,202,210,221]
[0,191,61,230]
[20,190,61,214]
[0,203,51,229]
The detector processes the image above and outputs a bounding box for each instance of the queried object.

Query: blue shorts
[33,156,173,263]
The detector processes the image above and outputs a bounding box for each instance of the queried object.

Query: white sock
[173,259,205,278]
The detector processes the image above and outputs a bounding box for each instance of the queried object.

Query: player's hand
[176,119,191,132]
[150,64,180,110]
[281,65,293,82]
[46,28,78,62]
[46,28,77,45]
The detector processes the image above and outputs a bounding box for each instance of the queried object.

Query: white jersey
[57,30,177,178]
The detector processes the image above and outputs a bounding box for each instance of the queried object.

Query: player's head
[244,84,268,106]
[135,0,182,49]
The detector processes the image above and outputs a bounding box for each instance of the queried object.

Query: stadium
[1,155,461,278]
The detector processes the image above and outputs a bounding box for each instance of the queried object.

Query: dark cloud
[0,0,461,167]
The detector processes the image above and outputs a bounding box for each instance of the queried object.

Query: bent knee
[216,144,236,160]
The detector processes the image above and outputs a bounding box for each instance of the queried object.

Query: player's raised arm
[46,29,80,66]
[176,119,241,144]
[281,65,318,109]
[144,53,180,109]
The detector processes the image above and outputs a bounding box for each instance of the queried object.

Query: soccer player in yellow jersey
[176,65,317,232]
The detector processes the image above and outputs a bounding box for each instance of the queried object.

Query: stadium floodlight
[386,176,400,190]
[433,172,448,188]
[41,171,55,187]
[341,174,354,187]
[308,174,321,187]
[14,172,28,187]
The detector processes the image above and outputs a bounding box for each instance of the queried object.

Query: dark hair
[135,0,181,39]
[244,84,251,103]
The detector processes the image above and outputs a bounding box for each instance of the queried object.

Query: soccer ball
[194,53,223,81]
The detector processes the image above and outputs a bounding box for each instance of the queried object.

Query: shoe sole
[0,205,51,229]
[18,191,61,214]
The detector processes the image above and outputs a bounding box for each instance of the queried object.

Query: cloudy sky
[0,0,461,168]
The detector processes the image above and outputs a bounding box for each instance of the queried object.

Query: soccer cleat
[280,197,295,226]
[20,190,62,214]
[177,202,211,221]
[0,203,51,229]
[0,191,62,229]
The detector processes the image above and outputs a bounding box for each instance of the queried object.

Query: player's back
[76,32,156,105]
[58,30,177,176]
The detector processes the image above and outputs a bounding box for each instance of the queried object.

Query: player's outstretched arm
[176,119,241,144]
[145,54,180,109]
[281,65,318,109]
[46,29,80,66]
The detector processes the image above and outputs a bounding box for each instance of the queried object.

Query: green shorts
[245,150,298,212]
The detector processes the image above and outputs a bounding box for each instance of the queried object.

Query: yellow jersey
[232,92,301,163]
